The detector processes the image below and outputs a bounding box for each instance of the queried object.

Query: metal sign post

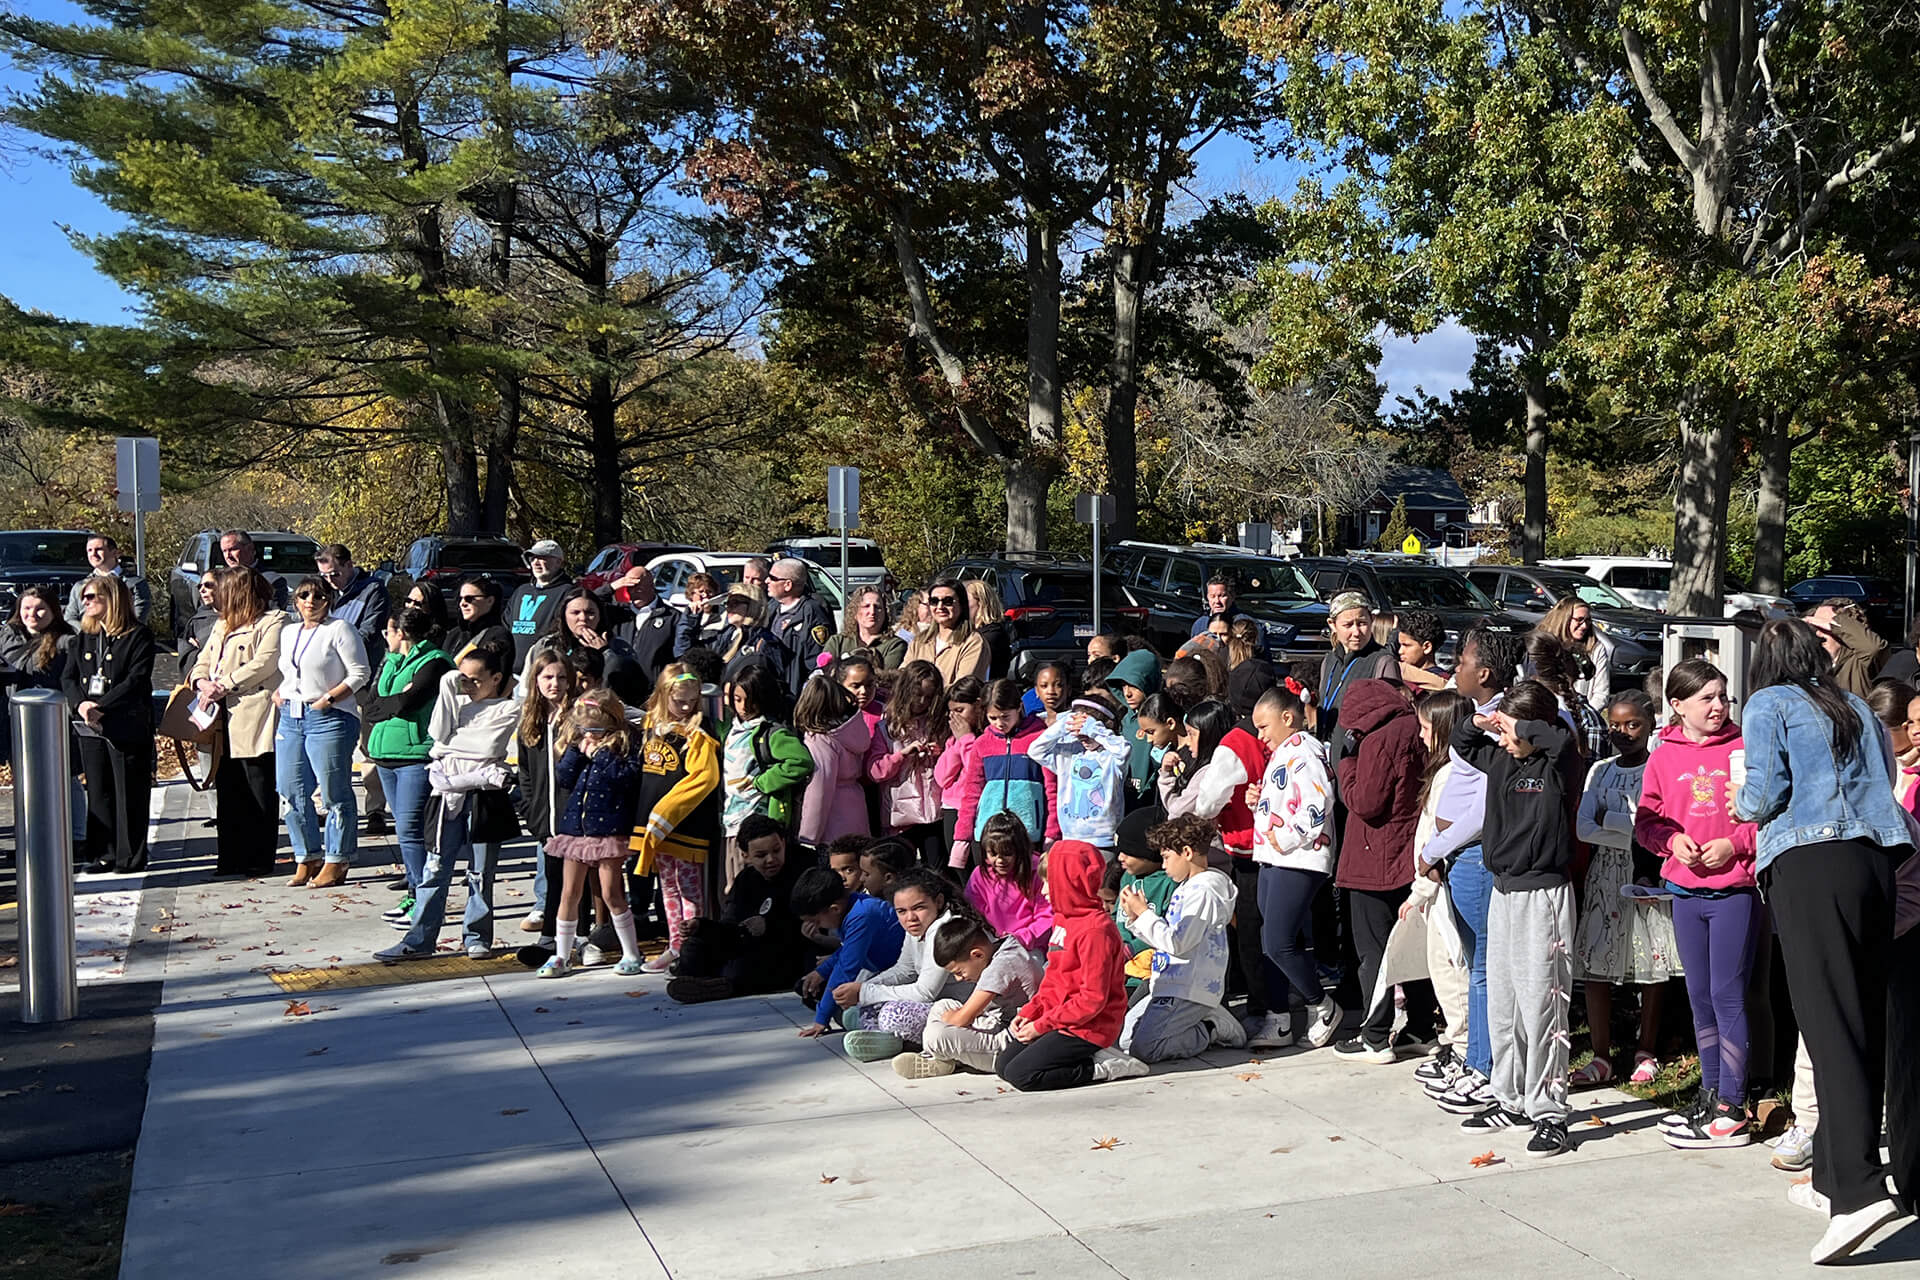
[115,436,161,579]
[13,690,77,1023]
[827,466,861,606]
[1074,493,1115,634]
[1237,521,1273,553]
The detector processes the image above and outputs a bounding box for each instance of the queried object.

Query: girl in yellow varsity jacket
[631,664,723,973]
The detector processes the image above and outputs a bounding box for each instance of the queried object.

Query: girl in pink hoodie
[967,811,1053,952]
[1632,658,1760,1151]
[794,674,873,849]
[870,660,950,866]
[934,676,985,869]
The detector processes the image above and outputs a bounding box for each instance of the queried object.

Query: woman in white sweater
[273,575,371,887]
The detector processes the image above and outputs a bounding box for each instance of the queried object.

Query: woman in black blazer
[63,573,157,873]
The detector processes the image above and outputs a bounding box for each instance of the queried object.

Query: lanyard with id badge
[87,642,112,698]
[288,624,322,719]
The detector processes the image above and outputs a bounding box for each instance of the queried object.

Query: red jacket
[1334,678,1428,892]
[1018,840,1130,1047]
[1217,727,1270,854]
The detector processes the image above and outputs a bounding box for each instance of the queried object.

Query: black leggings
[1259,865,1326,1009]
[997,1030,1099,1091]
[1227,859,1268,1017]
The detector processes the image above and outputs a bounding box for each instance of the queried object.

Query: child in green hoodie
[1106,649,1165,807]
[1112,808,1176,990]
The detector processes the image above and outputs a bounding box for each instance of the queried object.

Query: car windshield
[1018,570,1133,607]
[786,544,886,569]
[0,532,92,568]
[1379,570,1493,610]
[251,539,319,575]
[1223,560,1316,601]
[1534,572,1634,610]
[441,542,525,573]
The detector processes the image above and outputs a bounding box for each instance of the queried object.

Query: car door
[1499,572,1552,620]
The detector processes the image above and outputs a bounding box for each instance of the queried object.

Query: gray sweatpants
[1487,882,1575,1123]
[1119,995,1216,1063]
[922,998,1011,1073]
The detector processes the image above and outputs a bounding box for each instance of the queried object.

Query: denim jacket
[1730,684,1911,874]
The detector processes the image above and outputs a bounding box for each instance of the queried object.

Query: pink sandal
[1570,1057,1614,1087]
[1628,1052,1660,1084]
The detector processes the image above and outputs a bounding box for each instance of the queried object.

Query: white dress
[1573,756,1682,983]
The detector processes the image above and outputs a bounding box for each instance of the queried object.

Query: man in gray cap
[766,556,832,695]
[507,538,574,665]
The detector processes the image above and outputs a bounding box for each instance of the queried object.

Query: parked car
[0,529,96,624]
[645,550,846,630]
[398,535,532,605]
[1106,541,1330,661]
[1463,563,1664,682]
[941,555,1148,677]
[1784,574,1901,637]
[1540,556,1795,619]
[577,541,701,594]
[768,536,895,598]
[1294,555,1498,662]
[169,530,320,630]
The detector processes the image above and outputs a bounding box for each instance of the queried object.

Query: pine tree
[1377,495,1413,551]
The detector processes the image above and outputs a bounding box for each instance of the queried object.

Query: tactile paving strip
[268,953,524,992]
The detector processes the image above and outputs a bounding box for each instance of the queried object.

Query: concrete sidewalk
[115,790,1920,1280]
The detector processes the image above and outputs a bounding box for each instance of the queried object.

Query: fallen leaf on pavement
[1235,1072,1261,1082]
[1584,1115,1606,1128]
[1090,1136,1123,1151]
[283,1000,312,1017]
[305,1047,329,1057]
[1327,1135,1344,1142]
[1469,1151,1501,1167]
[533,1006,550,1013]
[624,990,648,997]
[1270,1146,1292,1154]
[500,1108,527,1115]
[819,1174,838,1184]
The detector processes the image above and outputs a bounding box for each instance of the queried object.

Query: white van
[1540,557,1795,618]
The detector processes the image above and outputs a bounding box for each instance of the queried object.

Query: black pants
[1228,859,1269,1018]
[1885,867,1920,1212]
[997,1030,1100,1091]
[1348,885,1438,1048]
[214,753,278,875]
[898,821,946,871]
[77,736,153,871]
[679,919,809,994]
[1765,839,1901,1214]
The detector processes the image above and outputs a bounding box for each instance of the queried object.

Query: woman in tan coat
[190,567,285,877]
[902,576,989,686]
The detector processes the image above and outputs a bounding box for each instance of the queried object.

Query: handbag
[156,683,224,791]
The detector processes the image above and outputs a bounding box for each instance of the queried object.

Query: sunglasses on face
[296,592,324,602]
[81,592,100,602]
[459,594,486,603]
[929,596,959,607]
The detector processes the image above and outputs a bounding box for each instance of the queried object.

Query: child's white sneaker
[893,1051,958,1079]
[1091,1047,1149,1082]
[1305,995,1342,1048]
[1204,1006,1249,1049]
[1244,1011,1292,1049]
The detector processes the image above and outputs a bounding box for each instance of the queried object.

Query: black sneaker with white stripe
[1459,1106,1527,1133]
[1526,1118,1571,1157]
[1414,1044,1458,1085]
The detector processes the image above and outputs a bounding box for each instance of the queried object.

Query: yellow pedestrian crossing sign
[1401,532,1423,554]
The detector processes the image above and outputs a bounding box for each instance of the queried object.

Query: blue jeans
[1449,844,1494,1077]
[275,707,359,865]
[376,763,431,890]
[404,802,497,951]
[531,840,549,913]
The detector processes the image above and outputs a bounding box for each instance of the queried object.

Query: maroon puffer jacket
[1334,678,1428,892]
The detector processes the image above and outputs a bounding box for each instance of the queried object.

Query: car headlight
[1263,622,1297,646]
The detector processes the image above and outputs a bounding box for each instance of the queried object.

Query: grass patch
[0,1151,131,1280]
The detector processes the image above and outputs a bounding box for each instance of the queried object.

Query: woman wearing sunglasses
[63,573,157,874]
[903,576,989,686]
[443,574,512,664]
[273,575,370,887]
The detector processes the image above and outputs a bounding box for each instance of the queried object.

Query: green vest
[365,643,448,763]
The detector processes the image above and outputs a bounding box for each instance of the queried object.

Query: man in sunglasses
[766,556,832,696]
[506,538,574,665]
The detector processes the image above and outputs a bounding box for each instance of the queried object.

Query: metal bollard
[12,688,78,1023]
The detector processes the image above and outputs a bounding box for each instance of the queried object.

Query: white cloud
[1376,320,1478,407]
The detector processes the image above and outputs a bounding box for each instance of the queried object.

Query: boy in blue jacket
[792,866,905,1036]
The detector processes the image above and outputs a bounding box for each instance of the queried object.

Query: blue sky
[0,0,1477,405]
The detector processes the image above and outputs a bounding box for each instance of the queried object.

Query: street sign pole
[115,437,161,578]
[1074,493,1115,635]
[827,466,861,607]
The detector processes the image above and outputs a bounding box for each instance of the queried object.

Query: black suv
[1107,542,1330,661]
[400,535,532,604]
[1463,563,1664,682]
[940,555,1147,677]
[0,530,96,624]
[1294,555,1496,660]
[169,530,320,628]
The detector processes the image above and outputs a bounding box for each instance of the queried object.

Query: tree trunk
[1106,239,1145,542]
[1752,406,1790,594]
[483,377,519,535]
[585,241,622,547]
[1004,457,1054,554]
[438,376,482,535]
[1015,217,1062,551]
[1522,366,1549,564]
[1669,395,1734,616]
[481,0,519,536]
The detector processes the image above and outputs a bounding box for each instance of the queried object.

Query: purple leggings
[1670,889,1764,1106]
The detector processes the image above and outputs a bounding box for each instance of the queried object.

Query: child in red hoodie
[996,840,1138,1090]
[1633,658,1761,1150]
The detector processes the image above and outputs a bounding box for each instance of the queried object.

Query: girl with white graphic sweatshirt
[1116,813,1247,1064]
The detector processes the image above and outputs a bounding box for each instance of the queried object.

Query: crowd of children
[449,592,1918,1267]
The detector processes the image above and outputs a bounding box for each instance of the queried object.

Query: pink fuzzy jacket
[800,713,873,846]
[966,865,1053,950]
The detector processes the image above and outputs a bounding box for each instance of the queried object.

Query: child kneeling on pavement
[1116,813,1248,1062]
[996,840,1139,1090]
[894,919,1044,1078]
[667,814,814,1004]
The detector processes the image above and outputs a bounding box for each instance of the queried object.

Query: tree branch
[1767,119,1918,260]
[1620,26,1703,173]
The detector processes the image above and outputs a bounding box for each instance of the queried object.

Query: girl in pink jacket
[966,811,1053,952]
[934,676,985,869]
[794,675,873,849]
[1632,659,1760,1151]
[870,660,949,865]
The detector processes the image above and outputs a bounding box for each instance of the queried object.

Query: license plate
[1073,624,1094,638]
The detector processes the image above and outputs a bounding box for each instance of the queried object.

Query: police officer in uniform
[766,557,831,696]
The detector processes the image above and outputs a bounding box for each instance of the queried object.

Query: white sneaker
[1810,1198,1904,1264]
[580,943,608,966]
[640,949,678,974]
[1205,1006,1250,1048]
[1771,1124,1815,1172]
[519,909,545,934]
[1788,1177,1830,1216]
[1305,996,1341,1048]
[1244,1011,1293,1050]
[1090,1047,1150,1083]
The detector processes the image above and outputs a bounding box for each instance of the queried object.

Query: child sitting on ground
[966,812,1053,953]
[894,919,1046,1078]
[860,837,913,901]
[835,868,977,1061]
[669,814,813,1004]
[996,841,1139,1091]
[1113,807,1176,991]
[793,866,905,1037]
[1029,692,1132,850]
[1115,814,1247,1063]
[826,834,871,892]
